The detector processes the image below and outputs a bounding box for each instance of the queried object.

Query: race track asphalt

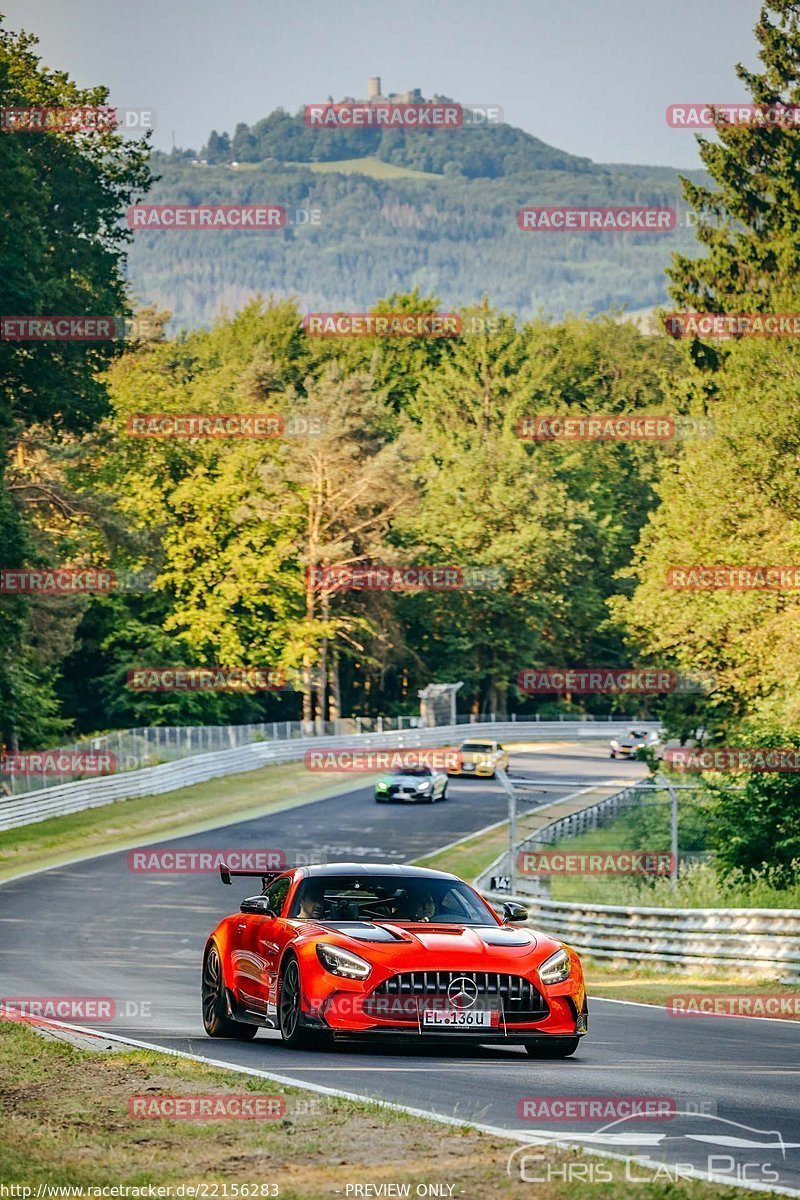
[1,744,798,1193]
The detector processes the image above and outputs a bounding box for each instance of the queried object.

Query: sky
[3,0,764,168]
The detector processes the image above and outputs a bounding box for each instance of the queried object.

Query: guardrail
[0,710,644,794]
[481,890,800,984]
[474,774,800,982]
[519,780,645,847]
[0,720,659,833]
[475,778,649,899]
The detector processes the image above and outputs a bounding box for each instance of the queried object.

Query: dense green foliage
[622,0,800,876]
[198,111,595,176]
[669,0,800,318]
[0,19,151,749]
[2,4,799,889]
[63,297,684,729]
[128,151,701,330]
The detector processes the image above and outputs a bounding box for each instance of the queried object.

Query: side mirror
[240,896,277,917]
[502,901,528,924]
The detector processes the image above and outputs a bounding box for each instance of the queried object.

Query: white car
[609,729,662,760]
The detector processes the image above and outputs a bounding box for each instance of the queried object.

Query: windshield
[289,874,497,925]
[460,742,494,752]
[389,766,433,777]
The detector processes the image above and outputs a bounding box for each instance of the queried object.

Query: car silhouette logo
[447,976,479,1009]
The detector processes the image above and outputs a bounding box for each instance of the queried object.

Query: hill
[125,112,705,330]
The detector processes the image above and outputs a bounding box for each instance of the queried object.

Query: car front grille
[365,971,548,1020]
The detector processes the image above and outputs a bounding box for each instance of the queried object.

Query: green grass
[0,760,376,882]
[0,1018,749,1197]
[287,155,443,180]
[416,823,508,881]
[0,736,564,884]
[542,799,800,908]
[585,966,800,1014]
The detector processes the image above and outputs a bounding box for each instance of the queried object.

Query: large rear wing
[218,861,291,888]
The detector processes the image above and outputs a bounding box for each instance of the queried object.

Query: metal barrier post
[496,767,516,893]
[657,772,679,889]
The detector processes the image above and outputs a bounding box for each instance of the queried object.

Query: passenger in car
[406,888,436,922]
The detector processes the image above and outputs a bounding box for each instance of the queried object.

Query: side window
[264,875,292,916]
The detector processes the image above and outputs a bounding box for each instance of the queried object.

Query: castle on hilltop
[337,78,454,106]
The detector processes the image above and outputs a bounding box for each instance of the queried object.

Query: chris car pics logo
[507,1112,793,1187]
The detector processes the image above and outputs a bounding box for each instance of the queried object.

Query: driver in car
[296,881,326,919]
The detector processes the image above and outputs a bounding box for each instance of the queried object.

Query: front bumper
[376,787,434,802]
[449,761,496,777]
[308,999,584,1040]
[301,976,585,1040]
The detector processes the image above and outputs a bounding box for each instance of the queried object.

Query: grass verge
[287,155,443,180]
[0,737,565,885]
[0,762,372,883]
[0,1018,747,1198]
[544,817,800,908]
[416,822,508,881]
[584,966,800,1018]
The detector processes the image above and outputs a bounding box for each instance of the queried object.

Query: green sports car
[374,765,449,804]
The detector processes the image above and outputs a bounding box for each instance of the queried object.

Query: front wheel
[278,956,318,1049]
[202,945,258,1040]
[524,1036,580,1059]
[439,786,448,801]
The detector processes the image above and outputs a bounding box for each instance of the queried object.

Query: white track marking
[3,1011,798,1199]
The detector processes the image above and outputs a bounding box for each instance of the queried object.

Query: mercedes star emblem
[447,975,479,1010]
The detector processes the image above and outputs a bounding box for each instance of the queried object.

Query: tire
[609,752,616,759]
[524,1037,580,1059]
[440,785,448,801]
[202,944,258,1040]
[278,956,316,1049]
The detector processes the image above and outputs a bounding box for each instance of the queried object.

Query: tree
[703,722,800,881]
[0,20,151,435]
[612,335,800,736]
[231,122,258,163]
[278,363,415,724]
[669,2,800,319]
[203,130,230,162]
[0,18,151,747]
[101,300,413,726]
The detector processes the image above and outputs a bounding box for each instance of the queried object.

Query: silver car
[609,729,662,760]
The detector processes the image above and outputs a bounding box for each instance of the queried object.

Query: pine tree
[669,2,800,315]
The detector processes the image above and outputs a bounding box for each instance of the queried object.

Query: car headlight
[415,781,433,792]
[539,948,571,985]
[376,781,388,791]
[316,943,372,979]
[610,740,619,750]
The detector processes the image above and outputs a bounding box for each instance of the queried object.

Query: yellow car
[449,739,510,778]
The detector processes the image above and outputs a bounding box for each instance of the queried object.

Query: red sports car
[202,862,588,1057]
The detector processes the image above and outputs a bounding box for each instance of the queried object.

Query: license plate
[422,1008,496,1028]
[463,763,474,771]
